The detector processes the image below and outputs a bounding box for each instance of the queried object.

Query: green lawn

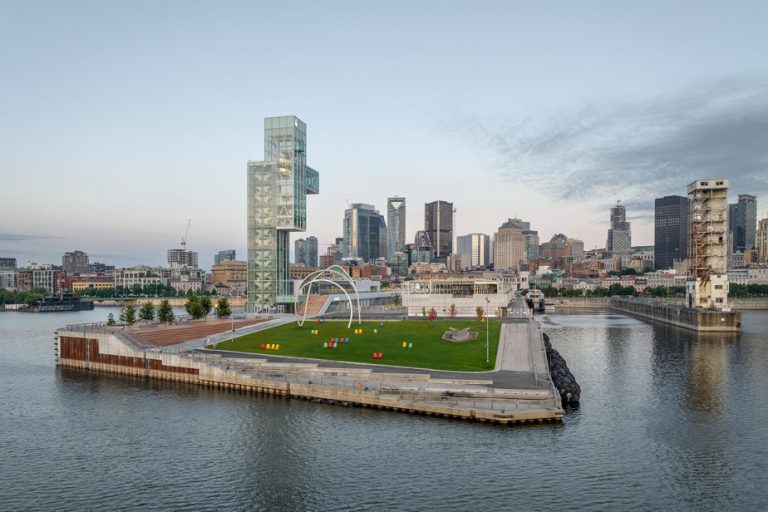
[215,319,501,372]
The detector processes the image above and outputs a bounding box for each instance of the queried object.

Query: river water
[1,308,767,511]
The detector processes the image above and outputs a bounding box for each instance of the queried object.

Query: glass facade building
[343,203,387,263]
[424,200,453,262]
[247,116,319,312]
[387,197,406,258]
[654,195,688,270]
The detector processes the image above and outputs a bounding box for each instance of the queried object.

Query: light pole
[485,297,490,364]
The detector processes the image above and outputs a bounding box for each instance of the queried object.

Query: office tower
[540,234,584,268]
[686,178,729,309]
[167,249,198,268]
[456,233,490,269]
[214,250,236,266]
[387,196,406,258]
[523,230,539,261]
[294,236,318,267]
[654,195,689,270]
[493,219,527,270]
[729,194,757,252]
[424,200,453,261]
[62,250,90,275]
[606,200,631,253]
[247,116,320,311]
[757,216,768,264]
[343,204,387,263]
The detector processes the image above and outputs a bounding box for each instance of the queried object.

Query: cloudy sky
[1,1,767,267]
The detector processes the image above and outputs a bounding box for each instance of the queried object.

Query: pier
[55,318,564,425]
[610,297,742,332]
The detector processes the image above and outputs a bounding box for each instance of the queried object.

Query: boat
[27,293,95,312]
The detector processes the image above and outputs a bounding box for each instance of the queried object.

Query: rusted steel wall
[58,335,198,375]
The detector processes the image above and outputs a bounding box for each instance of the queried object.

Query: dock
[55,318,564,425]
[611,297,742,332]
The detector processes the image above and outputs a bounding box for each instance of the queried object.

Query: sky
[1,0,767,267]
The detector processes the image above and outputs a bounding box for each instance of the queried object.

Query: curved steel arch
[295,265,361,328]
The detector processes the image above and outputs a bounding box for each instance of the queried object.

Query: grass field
[214,319,501,372]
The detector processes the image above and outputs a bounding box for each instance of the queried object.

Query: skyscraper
[729,194,757,252]
[424,200,453,261]
[214,250,236,266]
[343,204,387,263]
[606,200,631,253]
[493,219,528,270]
[247,116,320,311]
[387,196,406,258]
[654,195,688,270]
[294,236,318,267]
[62,250,90,274]
[456,233,490,269]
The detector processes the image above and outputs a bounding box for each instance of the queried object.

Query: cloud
[0,233,60,241]
[448,76,768,214]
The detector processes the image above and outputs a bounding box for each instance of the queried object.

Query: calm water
[2,308,768,511]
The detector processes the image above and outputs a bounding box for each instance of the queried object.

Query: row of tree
[106,296,232,325]
[0,287,47,306]
[81,284,218,299]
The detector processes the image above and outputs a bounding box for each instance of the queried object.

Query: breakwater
[55,325,563,425]
[542,333,581,405]
[610,297,741,332]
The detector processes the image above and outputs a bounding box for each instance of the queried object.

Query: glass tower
[387,197,406,258]
[247,116,319,312]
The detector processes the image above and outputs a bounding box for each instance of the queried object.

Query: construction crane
[180,219,191,248]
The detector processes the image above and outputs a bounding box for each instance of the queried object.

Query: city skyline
[2,1,768,266]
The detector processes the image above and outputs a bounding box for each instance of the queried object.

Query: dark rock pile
[543,333,581,405]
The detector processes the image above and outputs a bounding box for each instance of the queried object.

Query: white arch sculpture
[296,265,362,328]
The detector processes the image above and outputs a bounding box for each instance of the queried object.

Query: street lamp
[485,297,490,364]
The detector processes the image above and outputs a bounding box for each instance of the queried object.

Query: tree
[449,303,457,318]
[427,307,437,321]
[215,297,232,319]
[476,306,485,323]
[120,304,136,325]
[106,313,116,326]
[393,294,401,307]
[185,296,207,320]
[158,299,175,323]
[200,295,213,316]
[139,302,155,322]
[421,306,427,318]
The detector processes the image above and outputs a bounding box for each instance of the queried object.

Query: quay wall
[552,297,768,311]
[55,329,562,425]
[610,298,741,332]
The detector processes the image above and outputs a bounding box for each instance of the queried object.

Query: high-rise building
[757,216,768,264]
[387,196,406,258]
[0,257,17,270]
[424,200,453,261]
[493,219,528,270]
[686,178,729,309]
[729,194,757,252]
[456,233,490,269]
[540,234,584,269]
[294,236,318,267]
[167,249,198,269]
[247,116,320,311]
[214,250,236,266]
[62,250,90,275]
[343,204,387,263]
[606,200,631,254]
[523,230,539,261]
[654,195,689,270]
